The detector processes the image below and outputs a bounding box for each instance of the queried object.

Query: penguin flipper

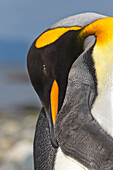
[34,108,57,170]
[56,84,113,169]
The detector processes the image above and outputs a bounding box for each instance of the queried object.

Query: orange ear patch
[35,26,81,48]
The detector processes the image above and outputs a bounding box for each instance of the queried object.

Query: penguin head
[27,26,85,147]
[27,27,83,122]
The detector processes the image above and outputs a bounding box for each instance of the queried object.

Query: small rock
[0,137,13,152]
[0,161,16,170]
[5,140,33,163]
[1,120,21,135]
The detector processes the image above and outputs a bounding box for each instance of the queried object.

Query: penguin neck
[93,40,113,88]
[91,41,113,138]
[80,17,113,137]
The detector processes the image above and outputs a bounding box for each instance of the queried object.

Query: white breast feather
[54,148,88,170]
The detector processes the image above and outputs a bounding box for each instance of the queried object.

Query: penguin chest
[91,42,113,137]
[54,148,88,170]
[91,64,113,137]
[91,89,113,137]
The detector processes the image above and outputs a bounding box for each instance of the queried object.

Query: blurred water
[0,65,41,111]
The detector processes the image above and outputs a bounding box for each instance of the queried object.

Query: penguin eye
[43,65,47,75]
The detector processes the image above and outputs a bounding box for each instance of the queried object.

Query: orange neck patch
[35,26,81,48]
[81,17,113,45]
[80,17,113,93]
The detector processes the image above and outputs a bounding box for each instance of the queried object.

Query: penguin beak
[50,80,59,125]
[48,80,59,148]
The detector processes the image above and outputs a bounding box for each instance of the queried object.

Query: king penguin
[27,13,113,170]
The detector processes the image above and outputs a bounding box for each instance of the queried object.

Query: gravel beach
[0,108,39,170]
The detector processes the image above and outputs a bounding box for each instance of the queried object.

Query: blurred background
[0,0,113,170]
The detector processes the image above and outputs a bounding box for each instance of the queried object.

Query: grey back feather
[50,12,106,28]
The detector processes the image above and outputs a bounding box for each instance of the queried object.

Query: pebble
[5,140,33,163]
